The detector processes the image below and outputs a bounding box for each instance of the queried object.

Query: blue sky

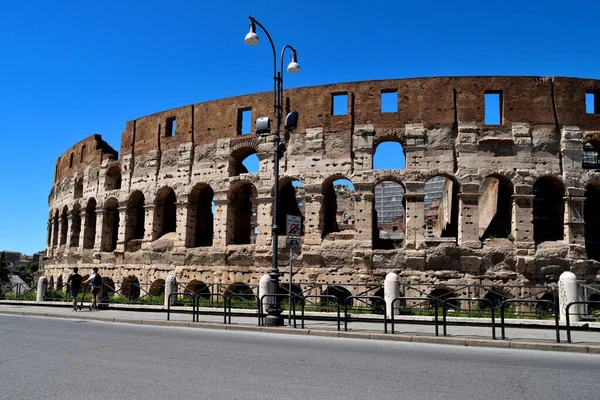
[0,0,598,255]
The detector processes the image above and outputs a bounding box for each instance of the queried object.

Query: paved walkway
[1,301,600,354]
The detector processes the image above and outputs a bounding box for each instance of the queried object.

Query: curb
[1,309,598,354]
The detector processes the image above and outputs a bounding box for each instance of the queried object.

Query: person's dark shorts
[70,290,80,298]
[91,287,100,295]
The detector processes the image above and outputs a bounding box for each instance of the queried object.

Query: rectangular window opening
[239,108,252,135]
[80,145,86,163]
[69,153,74,168]
[586,92,598,114]
[166,117,176,137]
[381,90,398,113]
[332,93,348,116]
[484,92,502,125]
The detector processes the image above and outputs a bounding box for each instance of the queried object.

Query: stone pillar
[353,190,373,244]
[36,276,47,302]
[64,212,74,255]
[164,274,178,307]
[559,271,580,323]
[259,274,271,315]
[458,182,481,248]
[564,189,586,256]
[353,124,374,171]
[142,204,155,246]
[175,199,189,248]
[302,193,323,246]
[115,205,127,252]
[93,207,105,252]
[384,272,400,319]
[512,185,535,249]
[561,126,584,173]
[404,185,425,249]
[255,195,272,247]
[47,220,54,257]
[212,195,228,247]
[78,210,87,252]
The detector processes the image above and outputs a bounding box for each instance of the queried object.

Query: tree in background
[0,252,8,283]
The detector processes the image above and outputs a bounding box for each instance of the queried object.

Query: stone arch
[74,177,83,199]
[373,179,405,249]
[187,183,214,247]
[582,140,600,170]
[185,280,211,299]
[52,209,59,246]
[482,287,513,308]
[223,282,254,299]
[428,287,459,309]
[533,176,565,245]
[121,275,140,299]
[227,181,258,245]
[584,181,600,262]
[56,275,63,291]
[101,277,115,301]
[59,206,68,245]
[229,145,259,176]
[125,191,145,252]
[83,198,97,249]
[69,204,82,248]
[149,279,165,297]
[479,174,514,241]
[321,176,355,238]
[101,197,120,252]
[373,140,406,170]
[372,132,407,150]
[105,165,122,191]
[154,187,177,240]
[322,285,352,307]
[277,178,305,237]
[536,291,557,317]
[424,175,459,238]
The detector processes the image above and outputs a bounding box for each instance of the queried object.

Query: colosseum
[44,76,600,301]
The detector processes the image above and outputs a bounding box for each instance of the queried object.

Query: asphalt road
[1,314,600,400]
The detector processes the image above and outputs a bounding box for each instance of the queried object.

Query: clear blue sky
[0,0,598,255]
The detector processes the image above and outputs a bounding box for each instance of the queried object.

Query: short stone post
[164,274,178,307]
[259,274,270,315]
[559,271,579,324]
[36,276,47,302]
[384,272,400,319]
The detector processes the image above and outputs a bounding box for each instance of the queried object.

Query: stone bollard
[384,272,400,319]
[164,274,178,307]
[36,276,47,302]
[559,271,580,324]
[259,274,270,315]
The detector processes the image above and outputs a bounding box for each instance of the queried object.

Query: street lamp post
[245,16,300,326]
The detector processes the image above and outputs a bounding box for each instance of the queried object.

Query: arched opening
[278,283,304,306]
[322,285,352,307]
[373,180,405,249]
[56,276,63,291]
[228,182,258,244]
[105,166,122,191]
[223,282,254,301]
[101,198,120,252]
[588,293,600,315]
[479,175,513,241]
[70,204,81,248]
[533,177,564,244]
[373,141,406,170]
[52,210,59,246]
[277,179,304,236]
[585,182,600,262]
[185,280,211,299]
[48,276,54,290]
[424,176,459,238]
[154,187,177,239]
[428,288,459,309]
[321,178,355,238]
[582,140,600,170]
[121,276,140,299]
[230,147,259,176]
[125,191,145,252]
[481,288,512,309]
[188,184,214,247]
[74,178,83,199]
[149,279,165,297]
[83,198,97,249]
[536,292,557,318]
[59,207,68,246]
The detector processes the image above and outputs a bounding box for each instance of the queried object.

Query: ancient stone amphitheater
[45,76,600,301]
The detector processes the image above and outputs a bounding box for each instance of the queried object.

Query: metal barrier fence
[259,294,296,327]
[565,301,600,343]
[300,295,341,331]
[442,297,496,339]
[500,299,560,342]
[344,296,387,333]
[167,292,197,322]
[390,297,440,336]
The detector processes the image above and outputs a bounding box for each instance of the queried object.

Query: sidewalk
[1,301,600,354]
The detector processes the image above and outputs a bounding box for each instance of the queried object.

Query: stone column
[302,193,323,246]
[259,274,271,315]
[559,271,580,323]
[142,204,155,247]
[115,204,127,252]
[458,182,481,248]
[93,207,105,252]
[36,276,47,302]
[254,195,272,247]
[512,186,535,249]
[384,272,400,319]
[47,220,54,257]
[353,190,373,244]
[63,212,74,255]
[175,199,189,248]
[78,210,88,252]
[404,187,425,249]
[564,189,586,257]
[212,194,228,247]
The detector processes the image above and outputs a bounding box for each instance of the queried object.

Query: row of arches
[49,174,600,261]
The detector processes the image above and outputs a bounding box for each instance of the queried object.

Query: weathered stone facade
[45,76,600,299]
